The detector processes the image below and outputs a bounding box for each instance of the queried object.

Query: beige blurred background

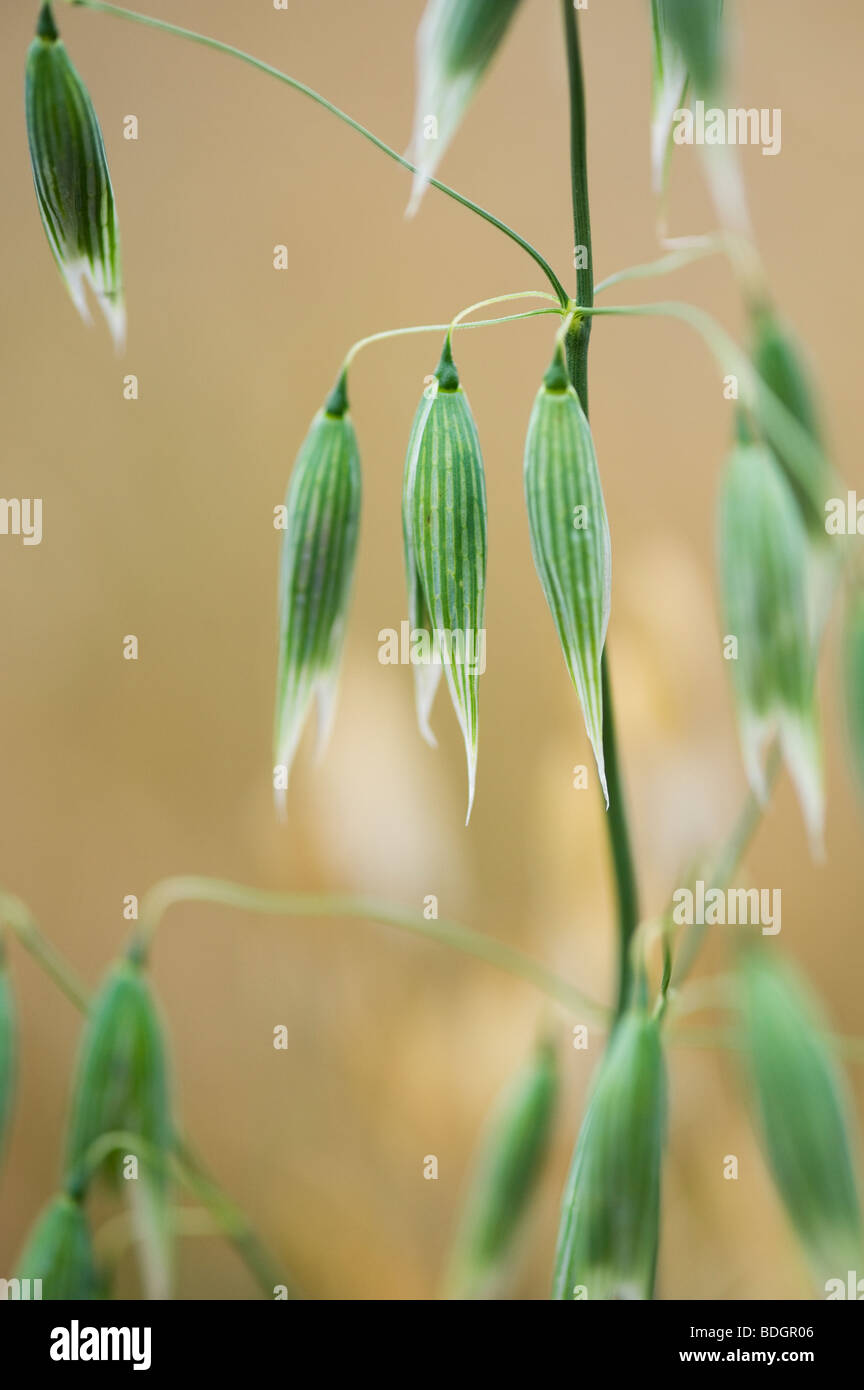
[0,0,862,1299]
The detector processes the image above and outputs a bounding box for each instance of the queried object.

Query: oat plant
[2,0,863,1301]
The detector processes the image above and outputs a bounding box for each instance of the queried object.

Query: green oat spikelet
[718,444,823,852]
[751,311,839,647]
[553,1010,666,1301]
[25,3,124,348]
[738,949,864,1287]
[15,1193,103,1300]
[273,373,361,813]
[404,337,487,822]
[407,0,523,215]
[64,959,172,1196]
[649,0,689,198]
[0,943,16,1168]
[655,0,724,101]
[752,309,832,539]
[403,388,444,747]
[524,345,611,803]
[445,1035,558,1299]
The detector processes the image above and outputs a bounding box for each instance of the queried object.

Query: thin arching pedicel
[575,301,831,500]
[593,240,723,295]
[67,0,571,307]
[0,891,89,1012]
[448,290,561,331]
[341,300,562,372]
[7,885,864,1064]
[129,876,607,1022]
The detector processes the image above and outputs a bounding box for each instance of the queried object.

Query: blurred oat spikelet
[273,375,361,813]
[0,943,15,1168]
[718,444,823,852]
[738,950,864,1287]
[444,1036,558,1300]
[25,4,124,349]
[15,1193,103,1300]
[553,1011,666,1301]
[752,310,832,539]
[843,585,864,804]
[403,338,487,822]
[650,0,757,246]
[650,0,724,199]
[64,959,172,1196]
[524,346,611,803]
[751,309,839,640]
[407,0,523,215]
[649,0,689,198]
[653,0,724,102]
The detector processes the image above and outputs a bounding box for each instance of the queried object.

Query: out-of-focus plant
[2,0,860,1301]
[738,950,863,1287]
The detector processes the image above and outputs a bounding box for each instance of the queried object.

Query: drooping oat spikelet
[649,0,689,197]
[407,0,523,215]
[445,1036,558,1299]
[273,374,362,812]
[718,444,823,851]
[553,1010,666,1301]
[524,346,611,803]
[404,337,487,821]
[752,310,832,539]
[738,949,864,1287]
[0,944,15,1168]
[15,1193,103,1300]
[751,312,840,646]
[403,390,443,747]
[25,4,124,348]
[655,0,724,101]
[64,959,172,1196]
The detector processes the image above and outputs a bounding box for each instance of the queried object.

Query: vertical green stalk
[561,0,639,1019]
[601,656,640,1015]
[562,3,592,412]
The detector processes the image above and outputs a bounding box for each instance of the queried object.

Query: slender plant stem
[579,300,740,355]
[81,1129,296,1297]
[8,879,864,1077]
[654,755,778,1019]
[601,657,640,1018]
[94,1204,216,1265]
[450,290,560,328]
[577,300,833,528]
[67,0,570,307]
[561,1,640,1022]
[670,747,781,991]
[173,1138,299,1299]
[706,752,781,896]
[131,876,607,1022]
[343,303,562,371]
[0,892,89,1013]
[594,241,722,295]
[561,0,592,411]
